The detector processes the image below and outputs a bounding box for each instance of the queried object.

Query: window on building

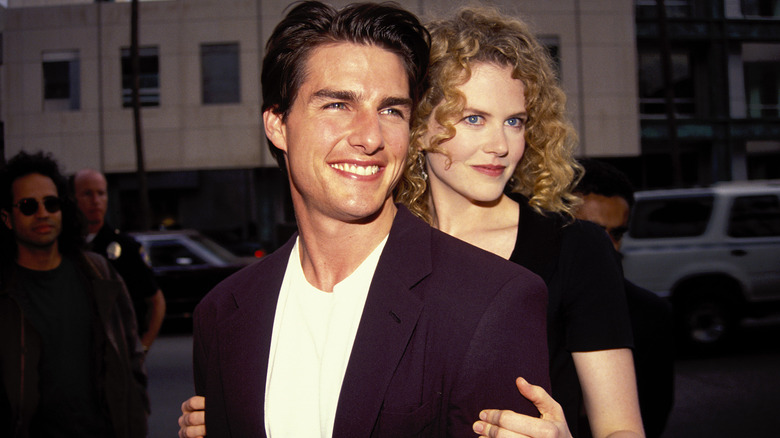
[121,46,160,107]
[636,0,692,19]
[638,50,695,117]
[42,50,80,111]
[741,0,780,17]
[537,36,562,81]
[747,142,780,179]
[201,43,240,104]
[744,61,780,118]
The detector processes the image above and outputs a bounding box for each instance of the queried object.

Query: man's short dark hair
[574,158,635,208]
[261,1,430,166]
[0,151,84,261]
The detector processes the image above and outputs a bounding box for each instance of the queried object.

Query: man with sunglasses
[0,151,149,437]
[73,168,166,354]
[574,158,675,438]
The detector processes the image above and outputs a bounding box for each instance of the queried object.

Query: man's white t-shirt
[264,236,388,437]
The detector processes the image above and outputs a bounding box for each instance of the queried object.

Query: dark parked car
[130,230,257,320]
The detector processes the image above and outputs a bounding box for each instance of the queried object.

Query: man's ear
[263,109,288,153]
[1,209,12,231]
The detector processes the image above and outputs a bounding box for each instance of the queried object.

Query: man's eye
[325,102,347,110]
[381,108,406,119]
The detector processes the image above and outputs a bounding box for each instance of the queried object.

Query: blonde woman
[397,7,644,438]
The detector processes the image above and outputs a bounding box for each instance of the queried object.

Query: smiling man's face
[263,42,412,225]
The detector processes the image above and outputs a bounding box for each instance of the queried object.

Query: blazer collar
[333,205,432,436]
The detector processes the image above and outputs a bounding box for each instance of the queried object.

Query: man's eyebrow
[309,89,412,110]
[310,89,357,102]
[379,96,413,110]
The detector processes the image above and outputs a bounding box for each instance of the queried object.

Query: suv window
[630,195,715,238]
[728,195,780,238]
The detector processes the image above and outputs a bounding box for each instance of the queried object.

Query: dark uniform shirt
[88,223,159,333]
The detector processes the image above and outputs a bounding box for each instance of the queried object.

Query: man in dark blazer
[189,2,550,437]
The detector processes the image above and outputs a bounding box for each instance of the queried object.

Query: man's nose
[34,202,50,217]
[85,193,101,204]
[348,110,384,154]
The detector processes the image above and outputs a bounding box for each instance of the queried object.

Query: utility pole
[657,0,684,186]
[131,0,152,230]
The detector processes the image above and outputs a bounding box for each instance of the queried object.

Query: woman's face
[424,63,527,205]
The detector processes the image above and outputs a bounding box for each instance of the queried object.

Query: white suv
[621,180,780,348]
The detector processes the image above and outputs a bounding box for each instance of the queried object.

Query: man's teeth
[331,163,380,175]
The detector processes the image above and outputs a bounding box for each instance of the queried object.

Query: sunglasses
[12,196,62,216]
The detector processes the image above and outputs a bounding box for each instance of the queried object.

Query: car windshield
[133,231,247,269]
[146,239,210,267]
[189,234,243,263]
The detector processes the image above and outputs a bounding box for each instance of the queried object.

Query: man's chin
[87,216,104,226]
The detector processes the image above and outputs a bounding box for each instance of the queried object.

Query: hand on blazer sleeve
[473,377,572,438]
[178,395,206,438]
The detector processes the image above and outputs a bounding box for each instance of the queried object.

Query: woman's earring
[417,153,428,181]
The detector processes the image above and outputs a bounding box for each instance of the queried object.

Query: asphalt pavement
[660,316,780,437]
[145,317,780,438]
[146,323,195,438]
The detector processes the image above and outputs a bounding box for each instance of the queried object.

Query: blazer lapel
[217,237,296,436]
[332,206,431,437]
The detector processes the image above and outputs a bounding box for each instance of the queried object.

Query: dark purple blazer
[193,206,550,437]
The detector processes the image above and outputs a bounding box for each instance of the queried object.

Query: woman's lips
[471,164,506,177]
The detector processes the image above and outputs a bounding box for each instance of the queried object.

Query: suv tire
[675,289,739,350]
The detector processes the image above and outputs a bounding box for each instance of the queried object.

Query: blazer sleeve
[193,296,216,399]
[192,286,243,438]
[446,271,550,435]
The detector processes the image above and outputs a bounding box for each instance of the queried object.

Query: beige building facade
[2,0,639,174]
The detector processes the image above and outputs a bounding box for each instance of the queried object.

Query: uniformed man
[73,168,166,353]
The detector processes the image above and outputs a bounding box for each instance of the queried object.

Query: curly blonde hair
[395,6,581,223]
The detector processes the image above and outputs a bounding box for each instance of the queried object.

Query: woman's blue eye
[466,115,481,124]
[505,117,525,128]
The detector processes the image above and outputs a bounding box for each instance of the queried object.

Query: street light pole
[131,0,152,230]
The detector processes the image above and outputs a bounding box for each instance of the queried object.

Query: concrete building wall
[3,0,265,174]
